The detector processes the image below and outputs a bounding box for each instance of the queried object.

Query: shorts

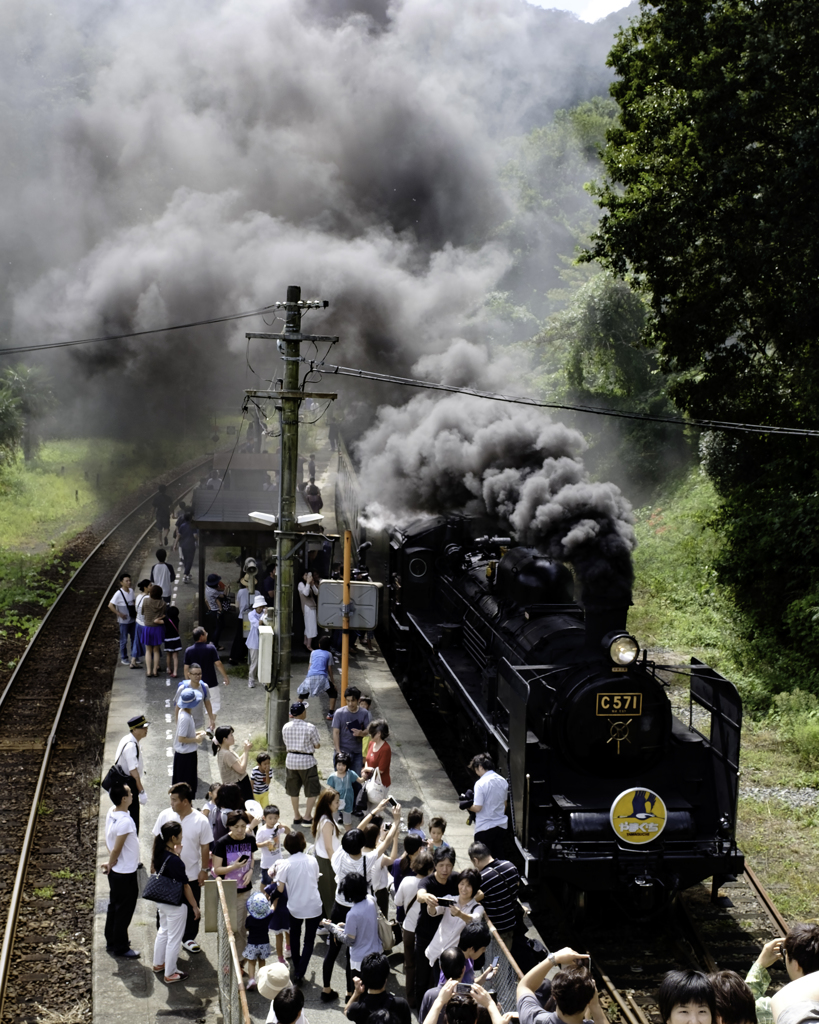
[242,942,271,961]
[253,791,270,808]
[285,764,321,798]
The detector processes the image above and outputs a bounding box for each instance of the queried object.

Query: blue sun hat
[247,891,271,919]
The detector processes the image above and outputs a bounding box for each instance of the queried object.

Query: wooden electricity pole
[245,288,337,756]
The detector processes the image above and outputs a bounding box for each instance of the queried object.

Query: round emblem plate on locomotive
[610,788,667,844]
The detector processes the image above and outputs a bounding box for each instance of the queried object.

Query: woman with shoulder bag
[150,822,200,983]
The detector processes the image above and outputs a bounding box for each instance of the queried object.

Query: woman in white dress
[298,571,319,651]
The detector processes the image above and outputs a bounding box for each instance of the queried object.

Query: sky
[534,0,631,21]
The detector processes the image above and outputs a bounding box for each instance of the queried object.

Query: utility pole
[245,287,337,757]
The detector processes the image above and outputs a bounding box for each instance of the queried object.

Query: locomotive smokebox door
[498,659,531,843]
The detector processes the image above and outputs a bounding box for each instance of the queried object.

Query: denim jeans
[118,621,136,661]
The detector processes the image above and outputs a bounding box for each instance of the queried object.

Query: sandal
[152,964,164,973]
[164,972,188,984]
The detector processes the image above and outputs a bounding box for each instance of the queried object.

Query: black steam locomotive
[371,514,743,910]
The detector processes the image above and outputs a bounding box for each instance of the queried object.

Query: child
[164,605,182,678]
[264,870,292,964]
[326,752,360,826]
[406,808,426,840]
[200,782,219,823]
[242,891,274,990]
[251,751,271,808]
[428,815,450,851]
[392,833,425,893]
[257,805,291,888]
[359,696,373,758]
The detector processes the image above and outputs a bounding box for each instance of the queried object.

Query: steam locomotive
[370,514,743,910]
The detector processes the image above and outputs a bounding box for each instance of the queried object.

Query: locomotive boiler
[376,513,743,909]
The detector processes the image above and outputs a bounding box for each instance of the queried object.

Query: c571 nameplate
[596,692,643,716]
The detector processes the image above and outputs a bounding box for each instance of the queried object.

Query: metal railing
[483,916,524,1016]
[216,879,251,1024]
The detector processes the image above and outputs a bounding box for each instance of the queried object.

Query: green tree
[2,365,55,462]
[495,97,620,324]
[531,273,693,490]
[0,385,22,465]
[586,0,819,432]
[584,0,819,694]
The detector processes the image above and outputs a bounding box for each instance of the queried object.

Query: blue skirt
[142,625,165,646]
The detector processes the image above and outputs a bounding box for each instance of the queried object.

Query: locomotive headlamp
[604,632,640,666]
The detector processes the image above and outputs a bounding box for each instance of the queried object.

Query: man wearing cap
[246,594,268,689]
[113,715,149,834]
[204,573,225,649]
[172,688,208,798]
[281,703,321,825]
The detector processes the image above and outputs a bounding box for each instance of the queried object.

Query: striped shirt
[250,766,270,795]
[281,719,320,769]
[478,857,520,932]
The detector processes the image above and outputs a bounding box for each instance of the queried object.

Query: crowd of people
[103,531,815,1024]
[102,721,819,1024]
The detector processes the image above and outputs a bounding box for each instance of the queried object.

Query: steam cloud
[1,0,627,431]
[356,378,636,600]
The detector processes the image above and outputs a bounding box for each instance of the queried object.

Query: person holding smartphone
[211,811,258,950]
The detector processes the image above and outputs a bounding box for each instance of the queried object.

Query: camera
[458,789,474,811]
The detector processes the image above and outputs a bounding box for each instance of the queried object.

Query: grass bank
[630,468,818,921]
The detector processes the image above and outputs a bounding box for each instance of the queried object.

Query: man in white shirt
[102,781,141,958]
[114,715,149,834]
[151,781,213,954]
[108,572,137,667]
[467,753,510,858]
[246,594,267,689]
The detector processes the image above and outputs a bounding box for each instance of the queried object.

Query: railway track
[538,870,790,1024]
[0,458,210,1023]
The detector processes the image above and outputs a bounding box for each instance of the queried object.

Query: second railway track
[538,869,790,1024]
[0,457,210,1022]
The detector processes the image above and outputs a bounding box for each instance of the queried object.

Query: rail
[744,864,789,937]
[483,916,524,1014]
[216,879,251,1024]
[0,457,209,1021]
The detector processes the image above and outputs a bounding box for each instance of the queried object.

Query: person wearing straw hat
[258,964,307,1024]
[172,688,208,798]
[246,593,268,689]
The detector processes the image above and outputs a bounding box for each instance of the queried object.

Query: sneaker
[121,659,130,666]
[285,946,292,959]
[246,978,257,990]
[248,681,256,688]
[181,940,201,954]
[320,990,339,1003]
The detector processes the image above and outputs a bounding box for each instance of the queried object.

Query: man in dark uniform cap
[112,715,150,834]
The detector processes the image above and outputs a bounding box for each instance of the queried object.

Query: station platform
[93,443,480,1023]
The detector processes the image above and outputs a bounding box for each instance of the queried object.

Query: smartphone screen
[388,795,398,807]
[491,955,500,969]
[455,983,472,995]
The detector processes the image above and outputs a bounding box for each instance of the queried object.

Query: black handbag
[101,737,136,792]
[142,856,185,906]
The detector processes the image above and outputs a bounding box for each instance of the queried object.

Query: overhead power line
[309,360,819,438]
[0,304,280,357]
